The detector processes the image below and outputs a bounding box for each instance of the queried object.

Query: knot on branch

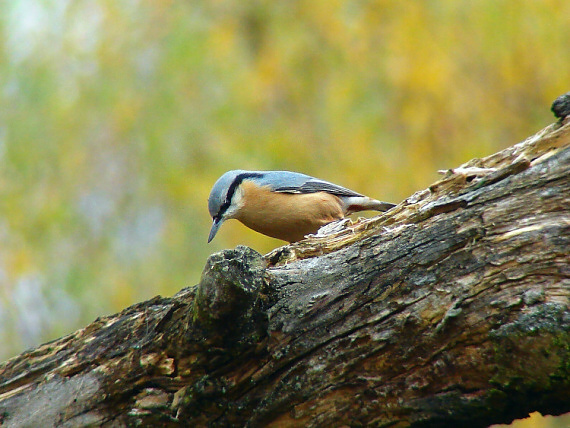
[552,92,570,121]
[191,245,269,350]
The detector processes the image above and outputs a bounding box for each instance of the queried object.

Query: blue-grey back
[259,171,363,197]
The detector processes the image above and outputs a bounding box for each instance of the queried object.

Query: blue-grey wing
[262,171,363,197]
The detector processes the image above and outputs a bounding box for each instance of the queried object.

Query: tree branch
[1,118,569,427]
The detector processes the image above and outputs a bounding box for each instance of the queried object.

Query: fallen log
[1,102,569,427]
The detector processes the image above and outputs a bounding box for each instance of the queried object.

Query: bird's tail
[341,196,396,215]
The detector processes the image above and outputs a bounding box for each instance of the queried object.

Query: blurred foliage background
[0,1,569,425]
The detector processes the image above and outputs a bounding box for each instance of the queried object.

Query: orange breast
[235,181,344,242]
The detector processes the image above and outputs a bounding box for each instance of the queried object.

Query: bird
[207,170,396,243]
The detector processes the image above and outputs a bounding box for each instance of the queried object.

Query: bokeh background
[0,1,569,425]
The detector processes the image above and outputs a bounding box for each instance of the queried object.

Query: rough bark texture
[1,118,569,428]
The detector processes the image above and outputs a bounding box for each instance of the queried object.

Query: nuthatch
[208,170,396,243]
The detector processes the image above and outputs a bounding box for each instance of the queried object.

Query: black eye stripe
[218,172,263,217]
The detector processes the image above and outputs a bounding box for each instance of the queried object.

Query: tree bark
[1,119,569,428]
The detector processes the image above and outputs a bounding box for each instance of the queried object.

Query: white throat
[223,185,245,219]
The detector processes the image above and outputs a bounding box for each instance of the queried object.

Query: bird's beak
[208,218,223,243]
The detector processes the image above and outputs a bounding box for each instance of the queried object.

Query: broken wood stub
[190,246,269,350]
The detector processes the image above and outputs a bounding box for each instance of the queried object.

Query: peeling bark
[1,119,569,428]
